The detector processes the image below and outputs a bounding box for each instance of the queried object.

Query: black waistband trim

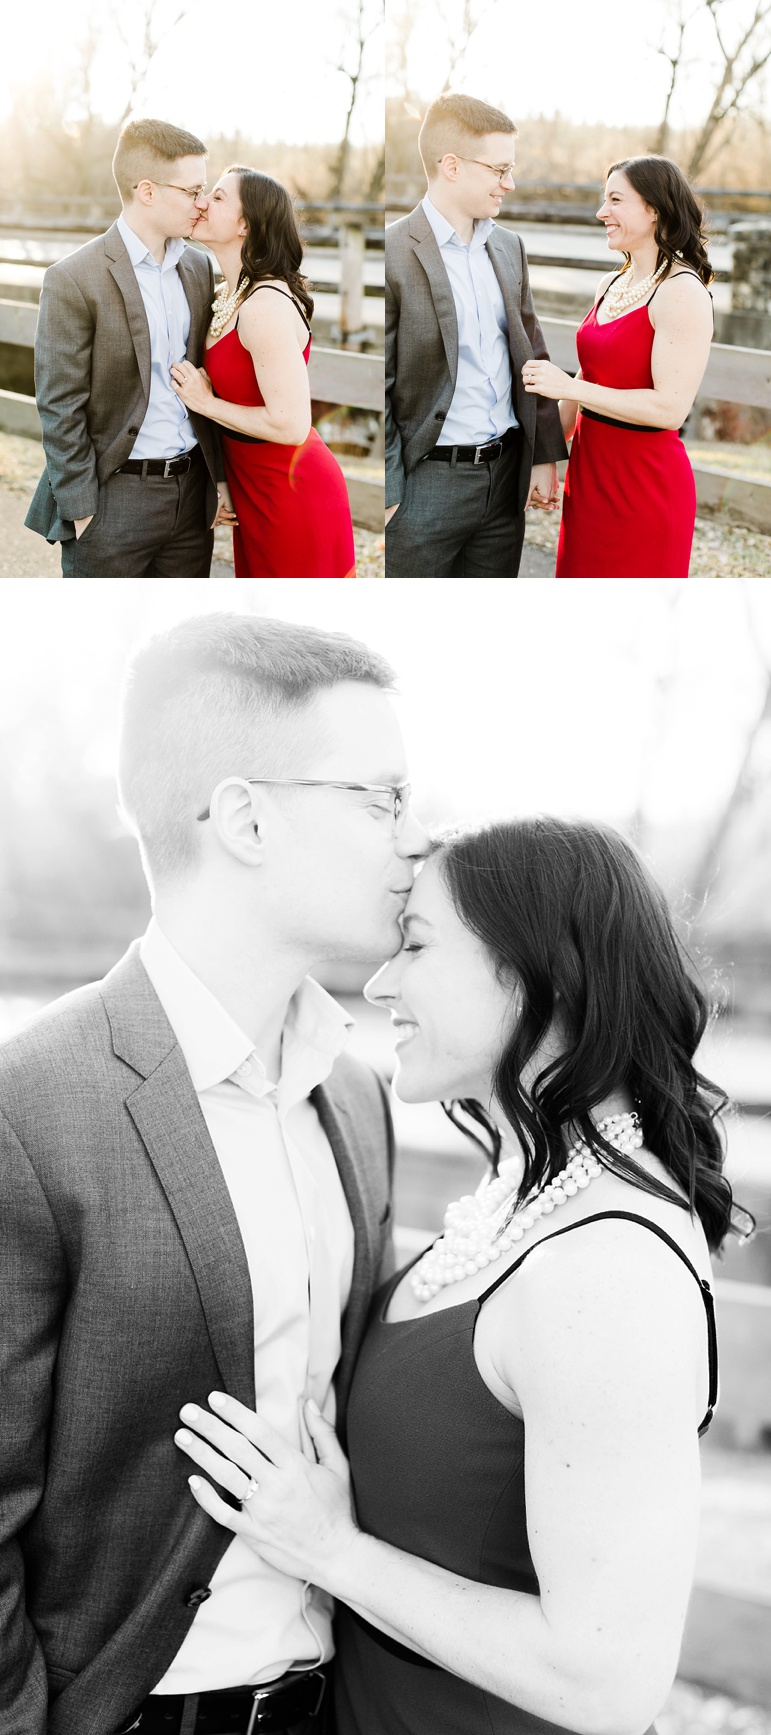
[580,408,667,434]
[222,426,266,444]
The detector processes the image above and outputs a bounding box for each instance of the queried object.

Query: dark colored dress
[204,285,355,578]
[556,272,712,579]
[336,1210,718,1735]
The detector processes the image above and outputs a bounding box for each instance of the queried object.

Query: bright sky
[1,580,770,856]
[0,0,384,146]
[389,0,770,133]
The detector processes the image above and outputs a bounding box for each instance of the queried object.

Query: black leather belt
[423,426,521,465]
[115,448,202,477]
[118,1668,327,1735]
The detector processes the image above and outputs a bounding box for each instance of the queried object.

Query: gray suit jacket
[24,224,224,544]
[386,205,568,513]
[0,946,395,1735]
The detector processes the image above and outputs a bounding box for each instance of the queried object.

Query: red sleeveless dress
[204,286,355,578]
[556,275,708,579]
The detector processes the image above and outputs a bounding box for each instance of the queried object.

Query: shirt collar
[117,212,187,271]
[422,191,495,251]
[139,917,353,1099]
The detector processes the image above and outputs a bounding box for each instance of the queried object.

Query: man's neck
[152,896,310,1080]
[121,205,177,267]
[426,185,476,247]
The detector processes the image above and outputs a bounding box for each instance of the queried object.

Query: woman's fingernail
[180,1404,199,1421]
[209,1392,227,1410]
[306,1398,320,1415]
[189,1476,201,1490]
[176,1429,193,1444]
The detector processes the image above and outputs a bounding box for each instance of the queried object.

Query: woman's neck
[208,239,246,296]
[627,240,660,286]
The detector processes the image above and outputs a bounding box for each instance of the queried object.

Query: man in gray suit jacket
[0,613,429,1735]
[386,93,568,577]
[24,118,234,578]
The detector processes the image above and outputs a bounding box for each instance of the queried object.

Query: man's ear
[207,777,265,866]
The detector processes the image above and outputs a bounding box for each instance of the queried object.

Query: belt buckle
[163,458,175,478]
[473,439,501,464]
[245,1671,326,1734]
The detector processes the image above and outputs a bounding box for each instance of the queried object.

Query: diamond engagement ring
[240,1477,260,1504]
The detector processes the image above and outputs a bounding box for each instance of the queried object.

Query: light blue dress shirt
[116,214,199,459]
[422,192,518,446]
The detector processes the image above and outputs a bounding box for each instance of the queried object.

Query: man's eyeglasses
[196,778,412,831]
[134,181,207,200]
[453,157,515,183]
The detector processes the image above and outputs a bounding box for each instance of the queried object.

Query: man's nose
[501,170,515,189]
[396,809,431,859]
[196,193,209,211]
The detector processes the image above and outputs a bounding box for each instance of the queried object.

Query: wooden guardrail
[0,299,384,532]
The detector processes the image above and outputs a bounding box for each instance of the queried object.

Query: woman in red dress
[523,156,714,578]
[171,166,355,577]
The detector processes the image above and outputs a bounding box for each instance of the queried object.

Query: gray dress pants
[60,455,214,577]
[385,438,526,578]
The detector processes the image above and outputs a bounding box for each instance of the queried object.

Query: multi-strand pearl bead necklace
[410,1111,643,1303]
[603,262,668,318]
[209,276,249,342]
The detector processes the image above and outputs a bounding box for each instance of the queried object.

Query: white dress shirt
[140,919,355,1692]
[116,213,200,460]
[422,192,518,446]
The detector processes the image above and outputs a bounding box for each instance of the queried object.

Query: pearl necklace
[209,276,249,342]
[410,1111,643,1303]
[603,261,668,318]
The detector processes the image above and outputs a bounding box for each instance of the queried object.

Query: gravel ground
[523,493,771,578]
[661,1682,771,1734]
[0,431,385,578]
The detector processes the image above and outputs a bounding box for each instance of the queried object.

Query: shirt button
[236,1061,252,1077]
[184,1586,212,1607]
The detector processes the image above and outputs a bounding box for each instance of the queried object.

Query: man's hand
[211,481,238,530]
[385,504,399,528]
[73,515,94,540]
[525,463,560,512]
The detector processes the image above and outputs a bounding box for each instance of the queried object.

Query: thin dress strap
[235,284,312,334]
[647,270,714,336]
[595,271,625,311]
[478,1209,718,1436]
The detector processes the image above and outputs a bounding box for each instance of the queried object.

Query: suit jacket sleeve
[33,266,100,522]
[0,1110,67,1734]
[518,236,569,466]
[385,271,406,509]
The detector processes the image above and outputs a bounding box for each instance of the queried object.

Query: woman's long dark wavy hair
[226,164,314,322]
[606,154,714,287]
[435,817,751,1254]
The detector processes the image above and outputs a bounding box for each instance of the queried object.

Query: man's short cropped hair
[112,117,208,204]
[418,92,517,180]
[118,613,396,884]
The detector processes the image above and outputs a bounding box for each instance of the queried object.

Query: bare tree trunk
[687,0,771,178]
[652,7,689,157]
[329,0,382,199]
[110,1,191,126]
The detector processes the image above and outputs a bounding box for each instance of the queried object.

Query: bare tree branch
[329,0,383,198]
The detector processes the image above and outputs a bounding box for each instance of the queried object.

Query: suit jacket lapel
[409,207,459,385]
[177,248,210,361]
[103,224,152,401]
[101,946,256,1409]
[485,229,525,362]
[312,1075,379,1411]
